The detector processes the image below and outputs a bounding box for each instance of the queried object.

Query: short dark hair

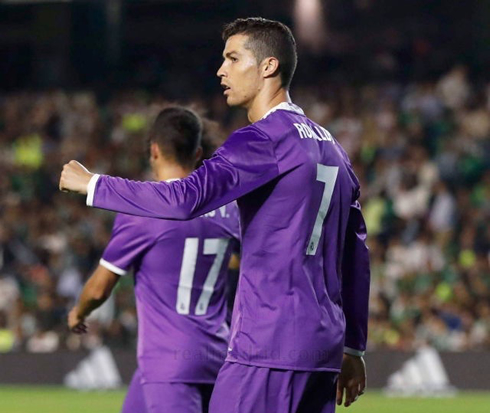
[222,17,297,89]
[196,117,226,168]
[148,106,202,168]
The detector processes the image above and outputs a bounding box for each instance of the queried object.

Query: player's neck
[247,88,291,123]
[155,164,192,182]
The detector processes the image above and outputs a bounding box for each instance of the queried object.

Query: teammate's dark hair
[196,117,226,168]
[148,106,202,169]
[222,17,297,89]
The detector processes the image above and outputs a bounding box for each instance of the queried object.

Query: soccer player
[67,106,240,413]
[61,17,370,413]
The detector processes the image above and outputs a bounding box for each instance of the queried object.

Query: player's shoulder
[112,213,171,235]
[114,212,145,226]
[254,103,308,139]
[228,123,271,142]
[218,123,274,159]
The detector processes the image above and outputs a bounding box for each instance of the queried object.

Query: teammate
[60,17,370,413]
[67,106,240,413]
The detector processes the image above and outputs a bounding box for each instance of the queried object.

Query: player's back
[226,104,359,372]
[101,202,239,383]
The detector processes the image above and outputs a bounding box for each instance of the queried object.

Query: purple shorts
[122,369,213,413]
[209,362,338,413]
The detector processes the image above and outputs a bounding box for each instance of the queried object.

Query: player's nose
[217,63,226,78]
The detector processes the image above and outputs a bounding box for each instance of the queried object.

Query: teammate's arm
[59,127,280,219]
[337,199,370,407]
[68,265,120,334]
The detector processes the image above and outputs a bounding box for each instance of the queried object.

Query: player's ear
[195,146,203,163]
[261,57,280,79]
[150,142,161,160]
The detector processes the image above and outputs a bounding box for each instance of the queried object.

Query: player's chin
[224,93,244,107]
[225,96,238,107]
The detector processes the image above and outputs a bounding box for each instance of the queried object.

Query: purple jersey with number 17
[100,202,240,383]
[89,102,370,373]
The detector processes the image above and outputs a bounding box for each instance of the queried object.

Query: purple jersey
[89,102,370,372]
[100,202,240,383]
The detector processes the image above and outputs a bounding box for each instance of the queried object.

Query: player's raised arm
[60,126,280,220]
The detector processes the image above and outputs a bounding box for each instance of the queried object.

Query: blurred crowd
[0,65,489,354]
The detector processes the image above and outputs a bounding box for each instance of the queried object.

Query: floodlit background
[0,0,489,411]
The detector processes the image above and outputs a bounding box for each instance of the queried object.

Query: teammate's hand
[68,306,88,334]
[336,353,366,407]
[59,160,93,195]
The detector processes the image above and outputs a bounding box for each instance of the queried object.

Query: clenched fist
[59,160,93,195]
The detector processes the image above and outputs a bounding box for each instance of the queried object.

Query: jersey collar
[261,102,305,120]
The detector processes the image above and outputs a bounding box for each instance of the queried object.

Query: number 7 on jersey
[307,164,339,256]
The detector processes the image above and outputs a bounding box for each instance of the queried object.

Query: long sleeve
[90,126,280,219]
[341,200,370,355]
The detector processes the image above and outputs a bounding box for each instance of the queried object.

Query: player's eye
[230,57,238,63]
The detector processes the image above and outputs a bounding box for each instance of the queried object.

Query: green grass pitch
[0,386,489,413]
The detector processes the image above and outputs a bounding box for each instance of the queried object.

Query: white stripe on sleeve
[86,174,101,207]
[344,346,365,357]
[99,258,127,276]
